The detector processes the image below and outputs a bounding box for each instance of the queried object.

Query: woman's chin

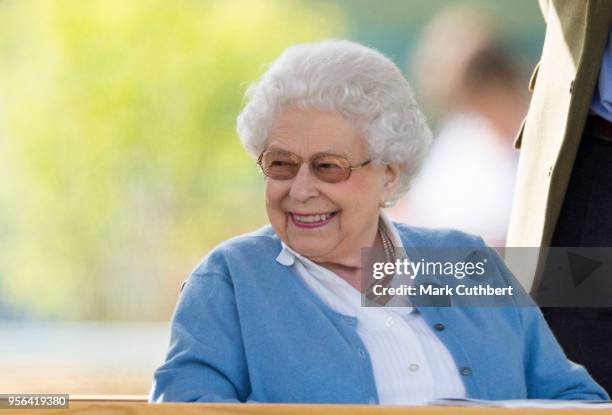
[287,239,334,260]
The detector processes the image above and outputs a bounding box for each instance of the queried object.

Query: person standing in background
[390,6,528,246]
[505,0,612,393]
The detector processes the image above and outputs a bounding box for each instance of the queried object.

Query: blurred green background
[0,0,544,322]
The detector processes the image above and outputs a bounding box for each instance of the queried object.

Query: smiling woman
[262,108,401,288]
[149,40,607,404]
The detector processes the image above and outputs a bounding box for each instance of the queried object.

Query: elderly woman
[149,40,607,404]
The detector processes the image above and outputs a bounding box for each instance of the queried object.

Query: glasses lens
[260,151,299,179]
[311,154,350,183]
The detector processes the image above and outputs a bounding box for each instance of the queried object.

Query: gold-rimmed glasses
[257,149,371,183]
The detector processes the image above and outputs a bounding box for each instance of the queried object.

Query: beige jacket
[506,0,612,292]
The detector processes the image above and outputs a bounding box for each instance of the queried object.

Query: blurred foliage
[0,0,346,320]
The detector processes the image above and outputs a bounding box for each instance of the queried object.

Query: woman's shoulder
[392,221,487,248]
[216,224,280,249]
[191,225,281,277]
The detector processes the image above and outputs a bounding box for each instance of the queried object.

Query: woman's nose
[288,163,320,202]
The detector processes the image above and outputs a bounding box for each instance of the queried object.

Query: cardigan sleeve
[149,272,251,403]
[518,304,609,400]
[487,246,609,400]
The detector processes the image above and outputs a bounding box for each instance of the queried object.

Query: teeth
[293,212,334,223]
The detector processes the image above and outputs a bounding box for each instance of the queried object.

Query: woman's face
[264,107,399,266]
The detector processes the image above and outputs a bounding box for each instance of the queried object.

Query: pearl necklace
[378,219,396,265]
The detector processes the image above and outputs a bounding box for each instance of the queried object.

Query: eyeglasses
[257,149,371,183]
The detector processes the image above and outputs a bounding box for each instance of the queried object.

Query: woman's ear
[383,162,402,197]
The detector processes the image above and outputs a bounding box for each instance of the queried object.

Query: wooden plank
[1,401,609,415]
[70,395,149,401]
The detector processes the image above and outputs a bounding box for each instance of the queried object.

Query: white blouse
[275,212,466,405]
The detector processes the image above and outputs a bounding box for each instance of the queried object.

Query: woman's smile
[289,211,340,229]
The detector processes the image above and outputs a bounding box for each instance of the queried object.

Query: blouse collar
[275,210,415,312]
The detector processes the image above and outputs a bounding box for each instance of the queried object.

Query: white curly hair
[236,39,432,204]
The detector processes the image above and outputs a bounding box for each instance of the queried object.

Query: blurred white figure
[390,5,528,246]
[396,113,518,246]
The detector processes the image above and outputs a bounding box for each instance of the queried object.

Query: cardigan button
[358,349,367,359]
[461,367,472,376]
[368,397,377,404]
[434,323,445,331]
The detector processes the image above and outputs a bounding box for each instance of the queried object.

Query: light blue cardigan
[149,223,608,403]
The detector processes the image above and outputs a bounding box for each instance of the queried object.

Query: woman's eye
[270,160,291,167]
[317,163,341,170]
